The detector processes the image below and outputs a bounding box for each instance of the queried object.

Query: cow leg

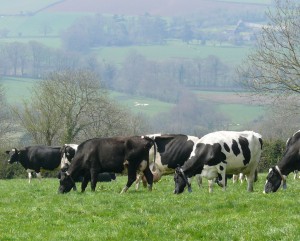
[120,166,136,194]
[246,172,255,192]
[195,175,202,188]
[90,171,98,192]
[26,169,34,183]
[28,172,32,183]
[135,173,142,190]
[81,174,90,192]
[232,174,238,184]
[36,172,42,181]
[208,179,214,193]
[142,167,153,191]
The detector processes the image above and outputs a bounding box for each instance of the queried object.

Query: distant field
[0,0,59,14]
[110,91,175,116]
[1,77,266,127]
[1,77,37,103]
[96,41,251,65]
[0,12,87,38]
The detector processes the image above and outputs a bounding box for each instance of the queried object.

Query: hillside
[0,0,271,16]
[45,0,271,16]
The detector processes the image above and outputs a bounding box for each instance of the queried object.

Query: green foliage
[0,176,299,240]
[258,139,286,172]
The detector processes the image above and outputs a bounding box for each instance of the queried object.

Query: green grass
[218,103,265,126]
[0,175,299,240]
[110,91,175,116]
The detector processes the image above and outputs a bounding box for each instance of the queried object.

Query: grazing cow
[264,130,300,193]
[6,146,61,183]
[135,134,201,190]
[58,144,116,190]
[58,136,155,194]
[174,131,263,194]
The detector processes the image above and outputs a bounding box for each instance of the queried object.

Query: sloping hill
[44,0,271,16]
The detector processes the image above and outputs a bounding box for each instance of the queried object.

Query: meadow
[0,175,299,240]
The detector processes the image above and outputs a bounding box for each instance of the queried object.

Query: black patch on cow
[206,143,227,166]
[219,165,224,171]
[238,137,251,166]
[217,173,222,181]
[259,138,263,150]
[232,139,240,156]
[223,143,230,153]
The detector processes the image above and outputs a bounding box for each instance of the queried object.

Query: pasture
[0,175,299,240]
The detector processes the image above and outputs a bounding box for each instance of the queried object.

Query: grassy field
[0,175,299,240]
[0,77,37,103]
[95,41,251,65]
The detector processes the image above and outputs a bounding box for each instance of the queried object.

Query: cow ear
[5,150,10,154]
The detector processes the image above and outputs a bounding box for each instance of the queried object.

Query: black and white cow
[6,146,61,183]
[58,136,155,194]
[264,130,300,193]
[60,144,78,169]
[135,134,201,190]
[174,131,263,193]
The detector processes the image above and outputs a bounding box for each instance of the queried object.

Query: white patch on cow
[187,135,200,142]
[138,160,147,172]
[26,169,34,183]
[60,144,78,169]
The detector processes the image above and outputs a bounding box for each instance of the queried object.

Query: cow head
[58,171,75,194]
[5,148,20,164]
[174,167,192,194]
[264,166,286,193]
[60,145,76,169]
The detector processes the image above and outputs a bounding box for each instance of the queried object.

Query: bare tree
[0,85,13,144]
[12,70,146,145]
[237,0,300,114]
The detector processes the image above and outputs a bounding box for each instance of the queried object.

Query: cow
[6,145,62,183]
[58,136,155,194]
[58,143,116,190]
[174,131,263,194]
[60,144,78,169]
[264,130,300,193]
[135,134,201,190]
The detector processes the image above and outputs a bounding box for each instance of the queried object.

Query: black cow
[264,130,300,193]
[6,146,61,183]
[58,136,155,194]
[174,131,263,194]
[135,134,201,189]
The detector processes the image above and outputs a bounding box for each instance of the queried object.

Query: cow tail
[152,139,156,172]
[143,136,156,172]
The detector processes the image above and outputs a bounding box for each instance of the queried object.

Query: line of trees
[0,41,236,102]
[61,10,267,51]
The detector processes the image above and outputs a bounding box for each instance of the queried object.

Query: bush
[258,139,286,173]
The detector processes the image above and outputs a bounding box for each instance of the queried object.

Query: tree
[0,84,13,145]
[12,70,143,145]
[237,0,300,114]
